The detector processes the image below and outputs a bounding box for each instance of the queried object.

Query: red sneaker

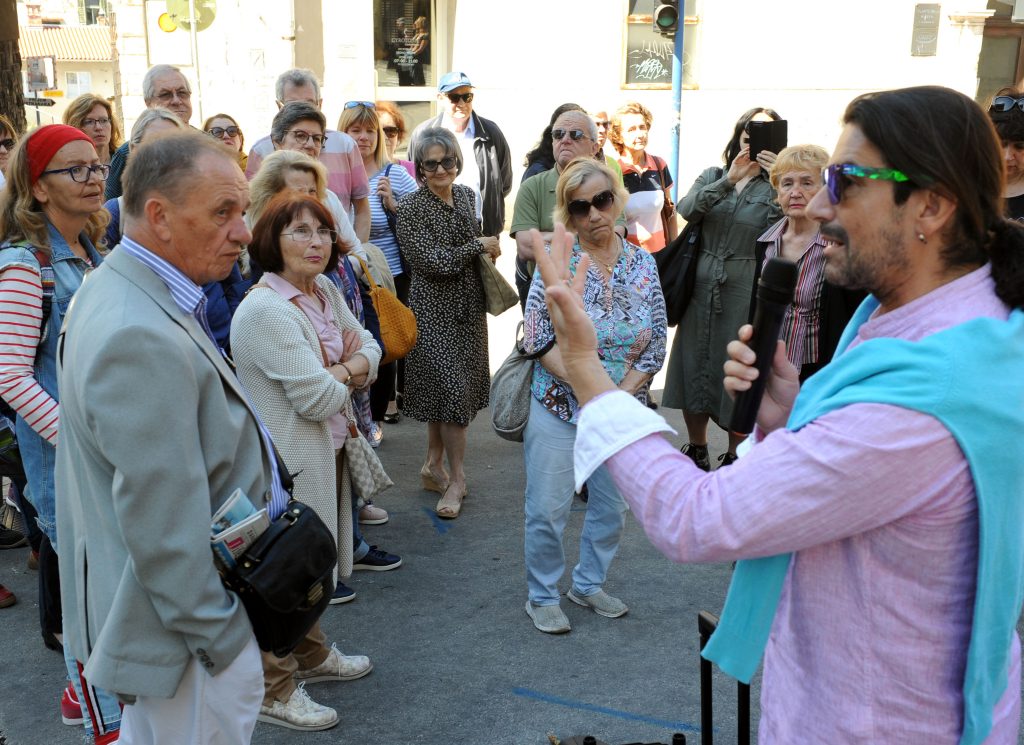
[60,683,84,726]
[0,584,15,608]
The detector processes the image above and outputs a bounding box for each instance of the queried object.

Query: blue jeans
[523,396,627,606]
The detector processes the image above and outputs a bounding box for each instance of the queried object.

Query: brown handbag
[656,156,679,244]
[356,257,417,365]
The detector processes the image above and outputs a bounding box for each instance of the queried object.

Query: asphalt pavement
[1,392,1022,745]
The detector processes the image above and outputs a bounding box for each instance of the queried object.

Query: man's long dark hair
[845,86,1024,309]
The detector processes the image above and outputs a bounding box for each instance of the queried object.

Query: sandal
[420,465,449,494]
[383,411,400,424]
[435,483,466,519]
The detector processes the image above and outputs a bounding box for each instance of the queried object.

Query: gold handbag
[356,258,417,365]
[476,254,518,316]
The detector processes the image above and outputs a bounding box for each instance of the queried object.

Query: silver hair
[412,127,462,184]
[555,110,598,141]
[275,68,321,104]
[129,107,185,151]
[142,64,190,104]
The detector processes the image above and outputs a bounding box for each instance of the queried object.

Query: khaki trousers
[260,620,330,705]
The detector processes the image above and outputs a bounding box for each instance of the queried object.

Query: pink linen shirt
[574,265,1021,743]
[264,273,348,447]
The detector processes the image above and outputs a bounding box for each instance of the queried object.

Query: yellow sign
[42,90,63,98]
[158,12,178,32]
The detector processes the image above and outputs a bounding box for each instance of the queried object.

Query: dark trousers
[369,272,411,420]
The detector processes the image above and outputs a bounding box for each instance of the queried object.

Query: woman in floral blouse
[520,157,666,634]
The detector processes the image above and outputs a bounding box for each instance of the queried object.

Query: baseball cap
[438,71,473,93]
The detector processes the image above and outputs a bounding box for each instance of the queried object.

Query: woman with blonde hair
[203,112,247,170]
[338,101,417,428]
[609,101,676,253]
[757,144,863,380]
[521,156,666,633]
[63,93,122,165]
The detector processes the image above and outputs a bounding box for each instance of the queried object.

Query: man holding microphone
[529,86,1024,743]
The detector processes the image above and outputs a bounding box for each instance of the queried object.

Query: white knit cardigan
[229,274,381,579]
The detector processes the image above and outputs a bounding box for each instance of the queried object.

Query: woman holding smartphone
[661,107,783,469]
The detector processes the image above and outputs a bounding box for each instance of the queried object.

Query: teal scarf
[702,296,1024,745]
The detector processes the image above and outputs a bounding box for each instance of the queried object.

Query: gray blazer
[55,246,274,700]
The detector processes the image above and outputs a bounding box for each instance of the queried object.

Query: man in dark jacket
[408,71,512,238]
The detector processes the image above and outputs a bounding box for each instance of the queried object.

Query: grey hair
[142,64,190,104]
[555,110,598,141]
[275,68,321,104]
[122,131,234,219]
[270,102,327,146]
[129,107,185,151]
[412,127,462,185]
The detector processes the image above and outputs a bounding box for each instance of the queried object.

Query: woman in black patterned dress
[396,127,500,518]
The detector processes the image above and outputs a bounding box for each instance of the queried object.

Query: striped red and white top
[0,263,58,444]
[758,217,829,367]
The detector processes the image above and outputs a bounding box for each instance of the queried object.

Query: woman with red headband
[0,125,121,741]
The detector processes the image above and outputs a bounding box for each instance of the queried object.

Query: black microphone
[728,257,798,435]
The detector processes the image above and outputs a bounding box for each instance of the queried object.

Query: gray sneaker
[525,600,571,634]
[567,588,629,618]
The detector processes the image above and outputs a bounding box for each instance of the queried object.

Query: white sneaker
[257,684,338,731]
[294,643,373,683]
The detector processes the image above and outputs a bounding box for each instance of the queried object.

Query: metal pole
[35,106,40,127]
[188,0,203,123]
[668,4,685,202]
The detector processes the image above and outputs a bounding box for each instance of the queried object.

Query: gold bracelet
[338,363,352,385]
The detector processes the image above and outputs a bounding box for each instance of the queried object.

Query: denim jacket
[0,223,102,541]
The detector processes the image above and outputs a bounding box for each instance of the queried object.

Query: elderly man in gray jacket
[55,132,285,743]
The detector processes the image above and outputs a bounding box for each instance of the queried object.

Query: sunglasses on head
[421,156,458,173]
[567,189,616,218]
[552,128,589,142]
[345,101,375,109]
[446,92,474,104]
[822,163,910,205]
[990,95,1024,113]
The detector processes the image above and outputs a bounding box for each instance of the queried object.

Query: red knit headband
[27,124,94,185]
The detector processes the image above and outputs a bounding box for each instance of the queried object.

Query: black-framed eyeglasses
[344,101,375,110]
[822,163,910,205]
[446,92,474,104]
[208,126,242,138]
[567,189,616,218]
[287,130,327,147]
[382,126,400,138]
[41,164,111,183]
[420,156,457,173]
[82,117,111,128]
[281,226,337,244]
[552,128,589,142]
[0,138,14,151]
[155,88,191,103]
[990,95,1024,113]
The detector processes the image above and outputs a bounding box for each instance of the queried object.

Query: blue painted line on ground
[422,506,452,534]
[511,686,700,733]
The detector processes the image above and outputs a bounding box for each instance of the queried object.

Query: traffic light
[652,2,679,36]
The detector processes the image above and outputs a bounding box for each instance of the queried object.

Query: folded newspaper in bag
[211,489,270,569]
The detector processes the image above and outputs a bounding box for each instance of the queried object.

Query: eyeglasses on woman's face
[208,126,242,139]
[287,130,327,148]
[382,126,400,139]
[567,189,616,218]
[41,163,111,183]
[281,225,338,244]
[82,117,111,128]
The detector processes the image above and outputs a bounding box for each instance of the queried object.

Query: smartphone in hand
[748,119,788,162]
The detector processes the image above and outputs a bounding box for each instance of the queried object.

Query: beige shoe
[294,644,373,683]
[358,502,389,525]
[257,685,338,731]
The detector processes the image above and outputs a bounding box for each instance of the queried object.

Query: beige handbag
[476,254,518,316]
[342,400,393,501]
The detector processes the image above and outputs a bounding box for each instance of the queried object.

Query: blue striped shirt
[368,164,418,275]
[119,237,291,519]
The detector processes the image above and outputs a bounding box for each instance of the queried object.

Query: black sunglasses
[990,95,1024,113]
[567,189,616,218]
[382,126,400,138]
[0,138,14,150]
[421,156,457,173]
[208,126,242,138]
[446,92,474,104]
[552,128,588,142]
